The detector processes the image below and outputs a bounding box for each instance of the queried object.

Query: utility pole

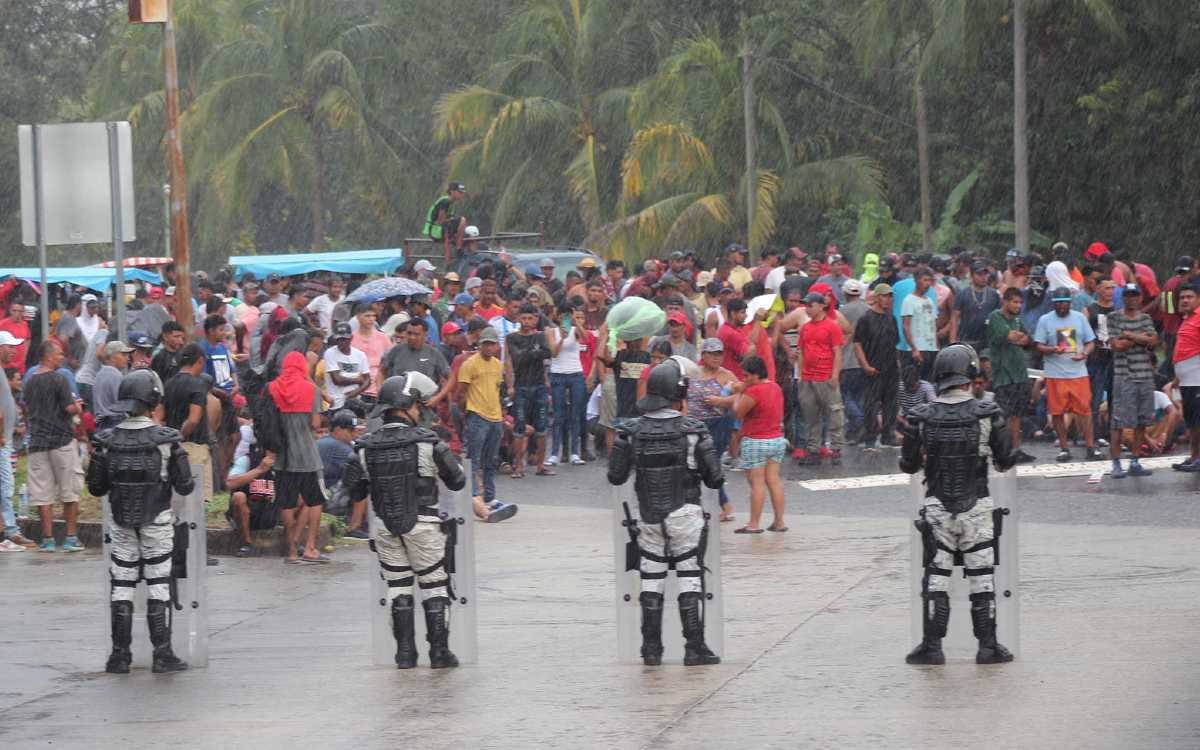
[1012,0,1030,253]
[742,44,757,249]
[162,1,192,328]
[915,67,933,254]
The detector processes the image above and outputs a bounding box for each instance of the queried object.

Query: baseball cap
[828,254,844,264]
[804,291,827,305]
[441,321,462,338]
[717,281,736,295]
[524,264,545,279]
[577,257,598,269]
[667,311,688,326]
[1085,242,1109,259]
[129,332,153,349]
[453,292,475,306]
[539,257,555,268]
[443,271,462,283]
[380,311,411,337]
[464,225,480,238]
[0,331,24,346]
[414,259,435,273]
[330,410,357,430]
[669,251,685,260]
[701,337,724,353]
[842,278,864,296]
[1176,256,1194,273]
[477,327,499,344]
[82,293,98,303]
[266,272,282,282]
[148,286,164,299]
[1050,287,1074,302]
[971,261,990,273]
[103,341,135,357]
[464,277,482,290]
[872,283,894,296]
[654,274,679,289]
[1121,283,1142,296]
[787,246,808,260]
[331,322,352,340]
[449,182,467,192]
[1005,248,1021,259]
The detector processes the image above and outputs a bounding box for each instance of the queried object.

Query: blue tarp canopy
[0,266,162,290]
[230,248,406,279]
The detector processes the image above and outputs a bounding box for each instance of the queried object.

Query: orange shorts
[1046,376,1092,416]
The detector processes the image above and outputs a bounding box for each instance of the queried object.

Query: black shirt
[853,309,900,373]
[152,347,182,384]
[506,331,549,386]
[25,370,75,452]
[953,285,1001,345]
[614,348,652,419]
[164,372,209,445]
[1087,302,1115,366]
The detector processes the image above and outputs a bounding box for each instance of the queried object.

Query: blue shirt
[201,340,235,391]
[22,365,78,398]
[317,435,354,485]
[1034,309,1095,379]
[1019,290,1054,334]
[891,277,938,351]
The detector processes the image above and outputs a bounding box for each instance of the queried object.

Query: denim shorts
[512,383,549,436]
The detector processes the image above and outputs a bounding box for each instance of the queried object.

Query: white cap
[414,259,435,273]
[0,331,24,346]
[465,225,480,238]
[464,277,482,290]
[842,278,864,296]
[81,293,98,302]
[381,311,412,337]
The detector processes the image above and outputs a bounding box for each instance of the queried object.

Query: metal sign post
[31,126,49,341]
[107,123,127,341]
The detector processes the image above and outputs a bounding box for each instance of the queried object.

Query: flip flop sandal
[285,558,304,565]
[767,525,789,533]
[734,526,764,535]
[511,470,525,479]
[720,515,735,523]
[300,554,332,564]
[536,468,557,476]
[485,503,519,523]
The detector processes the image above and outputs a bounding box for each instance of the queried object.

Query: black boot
[971,593,1014,664]
[679,592,720,666]
[105,600,134,674]
[639,592,664,666]
[391,595,418,669]
[906,591,948,665]
[424,598,459,669]
[147,600,188,674]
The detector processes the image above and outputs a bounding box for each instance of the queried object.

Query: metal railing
[402,223,545,266]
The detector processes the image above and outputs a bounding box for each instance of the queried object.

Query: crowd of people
[2,234,1198,553]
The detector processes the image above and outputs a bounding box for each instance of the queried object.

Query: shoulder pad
[615,417,642,436]
[148,426,185,445]
[973,399,1005,419]
[406,427,441,443]
[680,417,709,435]
[906,402,934,423]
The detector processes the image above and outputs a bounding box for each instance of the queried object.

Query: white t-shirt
[323,345,370,409]
[306,294,342,333]
[546,326,584,374]
[490,315,520,363]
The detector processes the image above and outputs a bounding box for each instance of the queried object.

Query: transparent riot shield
[369,458,477,666]
[614,483,725,664]
[909,468,1019,660]
[101,488,208,668]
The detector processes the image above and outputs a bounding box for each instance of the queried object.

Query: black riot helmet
[932,344,980,394]
[372,372,439,418]
[637,359,689,413]
[110,370,163,413]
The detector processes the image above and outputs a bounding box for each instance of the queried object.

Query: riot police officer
[608,359,725,666]
[86,370,195,674]
[342,372,467,669]
[900,344,1018,665]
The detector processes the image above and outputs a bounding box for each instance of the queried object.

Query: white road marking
[797,455,1182,491]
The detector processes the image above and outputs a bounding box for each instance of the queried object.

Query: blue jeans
[0,445,16,536]
[1088,359,1113,435]
[549,372,586,457]
[465,412,502,503]
[839,369,865,435]
[512,383,549,436]
[703,416,731,507]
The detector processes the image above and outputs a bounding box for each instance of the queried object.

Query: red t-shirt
[717,321,750,379]
[576,327,598,378]
[474,302,505,321]
[0,318,30,373]
[799,316,844,382]
[742,322,776,382]
[741,381,783,439]
[1174,313,1200,364]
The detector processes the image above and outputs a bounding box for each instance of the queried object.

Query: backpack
[251,383,286,457]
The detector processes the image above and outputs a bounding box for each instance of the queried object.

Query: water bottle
[17,483,27,519]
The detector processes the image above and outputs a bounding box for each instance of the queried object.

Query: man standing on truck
[423,182,468,252]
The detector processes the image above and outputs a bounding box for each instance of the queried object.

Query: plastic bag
[605,296,666,352]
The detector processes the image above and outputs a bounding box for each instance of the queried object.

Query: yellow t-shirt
[458,352,503,422]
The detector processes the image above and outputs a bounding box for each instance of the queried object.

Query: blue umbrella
[345,277,432,303]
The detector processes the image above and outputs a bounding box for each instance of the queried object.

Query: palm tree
[433,0,660,236]
[182,0,403,251]
[585,34,884,264]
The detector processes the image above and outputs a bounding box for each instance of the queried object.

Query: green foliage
[1,0,1198,275]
